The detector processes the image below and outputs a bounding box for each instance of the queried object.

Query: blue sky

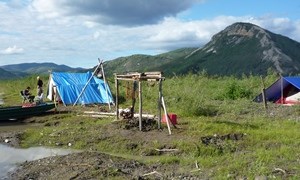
[0,0,300,68]
[187,0,300,20]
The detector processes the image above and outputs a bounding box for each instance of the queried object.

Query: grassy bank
[1,73,300,178]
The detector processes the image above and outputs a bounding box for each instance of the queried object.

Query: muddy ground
[0,133,197,180]
[7,150,168,179]
[0,107,202,180]
[1,104,288,179]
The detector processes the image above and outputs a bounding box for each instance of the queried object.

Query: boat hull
[0,103,56,121]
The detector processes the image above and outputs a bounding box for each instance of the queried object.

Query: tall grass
[138,73,278,117]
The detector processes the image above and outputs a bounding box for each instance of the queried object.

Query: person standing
[37,76,43,96]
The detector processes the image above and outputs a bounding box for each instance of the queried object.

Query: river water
[0,93,3,105]
[0,116,76,178]
[0,94,75,178]
[0,144,75,179]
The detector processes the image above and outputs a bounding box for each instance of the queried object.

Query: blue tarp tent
[47,72,113,105]
[254,76,300,104]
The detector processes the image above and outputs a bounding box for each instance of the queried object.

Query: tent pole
[158,79,162,129]
[73,61,102,106]
[100,59,111,110]
[48,71,58,110]
[139,78,142,131]
[115,76,119,120]
[260,76,268,110]
[47,70,52,102]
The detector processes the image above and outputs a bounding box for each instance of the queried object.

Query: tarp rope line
[99,58,113,109]
[73,62,102,106]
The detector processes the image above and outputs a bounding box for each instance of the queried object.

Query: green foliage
[221,81,253,100]
[159,156,180,165]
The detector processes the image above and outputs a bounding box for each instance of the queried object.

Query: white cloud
[0,45,24,55]
[246,16,300,41]
[141,16,244,50]
[30,0,61,18]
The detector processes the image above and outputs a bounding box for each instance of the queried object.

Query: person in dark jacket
[22,86,35,103]
[37,76,43,96]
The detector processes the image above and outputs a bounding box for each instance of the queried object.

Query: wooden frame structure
[115,72,165,131]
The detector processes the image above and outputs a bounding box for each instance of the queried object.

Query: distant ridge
[0,62,88,80]
[0,67,18,80]
[103,22,300,77]
[103,48,197,76]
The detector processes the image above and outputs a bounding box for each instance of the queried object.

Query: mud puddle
[0,144,76,179]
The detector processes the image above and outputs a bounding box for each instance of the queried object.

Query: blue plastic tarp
[51,72,113,105]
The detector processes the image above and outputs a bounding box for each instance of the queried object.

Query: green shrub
[221,82,253,100]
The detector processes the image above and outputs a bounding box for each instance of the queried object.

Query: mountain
[103,48,197,76]
[2,22,300,78]
[104,22,300,76]
[0,67,19,80]
[0,63,87,79]
[166,22,300,76]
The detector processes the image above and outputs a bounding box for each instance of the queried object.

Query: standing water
[0,93,75,178]
[0,144,76,178]
[0,93,3,105]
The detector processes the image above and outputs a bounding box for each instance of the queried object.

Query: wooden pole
[260,76,268,110]
[53,87,58,112]
[158,79,162,129]
[115,76,119,120]
[139,79,142,131]
[131,81,137,116]
[161,96,171,135]
[99,59,111,110]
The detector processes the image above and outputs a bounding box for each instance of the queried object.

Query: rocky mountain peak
[225,22,267,37]
[184,22,300,76]
[190,22,274,59]
[210,22,272,47]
